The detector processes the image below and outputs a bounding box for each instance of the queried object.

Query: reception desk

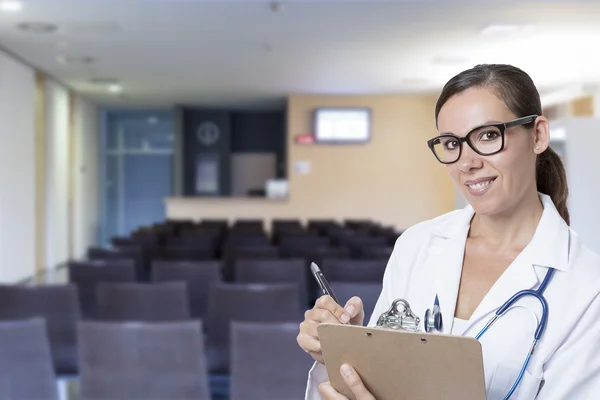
[165,197,299,228]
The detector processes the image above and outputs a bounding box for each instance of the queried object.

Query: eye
[479,130,500,141]
[443,139,459,150]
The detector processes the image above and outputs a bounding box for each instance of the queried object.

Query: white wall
[0,50,36,282]
[44,80,70,269]
[552,117,600,256]
[73,96,99,258]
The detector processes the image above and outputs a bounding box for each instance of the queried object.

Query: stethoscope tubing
[425,267,555,400]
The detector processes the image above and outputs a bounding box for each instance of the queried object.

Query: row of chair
[3,277,381,377]
[1,317,312,400]
[68,258,386,317]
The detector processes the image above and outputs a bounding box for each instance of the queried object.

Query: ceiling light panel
[0,1,22,12]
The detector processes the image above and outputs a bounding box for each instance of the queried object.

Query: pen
[310,262,339,304]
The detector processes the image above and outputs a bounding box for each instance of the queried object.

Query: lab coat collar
[429,192,570,334]
[431,192,570,272]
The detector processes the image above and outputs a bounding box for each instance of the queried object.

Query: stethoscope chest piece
[424,295,443,333]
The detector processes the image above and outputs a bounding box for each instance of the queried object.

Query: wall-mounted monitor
[314,108,371,144]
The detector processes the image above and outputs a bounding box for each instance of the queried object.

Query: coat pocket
[487,363,543,400]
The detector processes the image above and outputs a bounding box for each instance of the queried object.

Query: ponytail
[536,147,570,225]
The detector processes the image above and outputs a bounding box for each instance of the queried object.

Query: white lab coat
[305,193,600,399]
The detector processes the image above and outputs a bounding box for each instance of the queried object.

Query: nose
[457,144,483,173]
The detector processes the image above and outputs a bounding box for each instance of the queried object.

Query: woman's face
[436,87,545,217]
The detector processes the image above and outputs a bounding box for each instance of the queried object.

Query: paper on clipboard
[317,323,486,400]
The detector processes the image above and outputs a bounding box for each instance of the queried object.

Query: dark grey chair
[359,245,394,260]
[0,318,58,400]
[78,321,210,400]
[322,259,387,283]
[230,322,315,400]
[222,245,281,281]
[206,283,301,373]
[235,259,308,307]
[68,260,137,319]
[151,260,222,322]
[330,282,383,325]
[96,282,190,322]
[87,246,146,280]
[0,284,80,375]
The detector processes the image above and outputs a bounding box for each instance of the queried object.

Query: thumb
[344,296,364,325]
[340,364,375,400]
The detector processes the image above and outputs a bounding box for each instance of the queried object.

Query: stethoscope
[424,267,555,400]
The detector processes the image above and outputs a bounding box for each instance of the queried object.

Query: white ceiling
[1,0,600,108]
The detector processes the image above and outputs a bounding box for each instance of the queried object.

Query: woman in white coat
[297,64,600,400]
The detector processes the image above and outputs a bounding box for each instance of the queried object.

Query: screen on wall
[313,108,371,143]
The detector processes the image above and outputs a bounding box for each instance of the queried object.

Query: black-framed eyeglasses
[427,115,538,164]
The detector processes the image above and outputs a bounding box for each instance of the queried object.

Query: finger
[303,319,321,339]
[297,334,321,353]
[308,350,324,364]
[318,381,349,400]
[344,296,364,319]
[309,308,342,325]
[340,364,375,400]
[317,295,351,324]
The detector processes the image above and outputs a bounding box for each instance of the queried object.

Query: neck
[469,191,543,252]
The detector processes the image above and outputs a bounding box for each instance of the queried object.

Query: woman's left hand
[318,364,375,400]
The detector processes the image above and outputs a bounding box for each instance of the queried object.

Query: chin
[464,194,504,216]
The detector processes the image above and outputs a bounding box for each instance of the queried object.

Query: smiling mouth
[466,178,496,192]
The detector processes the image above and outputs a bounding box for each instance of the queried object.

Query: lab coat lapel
[462,258,540,333]
[428,208,473,335]
[431,233,468,335]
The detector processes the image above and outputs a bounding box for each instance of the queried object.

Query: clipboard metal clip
[376,298,421,332]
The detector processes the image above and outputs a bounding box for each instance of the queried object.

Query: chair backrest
[96,282,190,322]
[151,261,222,320]
[221,245,281,281]
[0,318,58,400]
[322,259,387,283]
[230,322,315,400]
[359,245,394,260]
[87,246,146,280]
[78,321,210,400]
[206,283,300,372]
[68,260,137,319]
[0,285,81,375]
[330,282,383,325]
[235,259,308,307]
[152,246,216,261]
[280,236,331,252]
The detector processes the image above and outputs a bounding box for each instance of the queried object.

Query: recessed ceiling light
[147,116,159,125]
[269,2,282,12]
[17,22,58,33]
[480,23,533,36]
[107,84,123,94]
[56,55,95,65]
[0,1,22,12]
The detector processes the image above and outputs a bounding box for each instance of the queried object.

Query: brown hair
[434,64,570,225]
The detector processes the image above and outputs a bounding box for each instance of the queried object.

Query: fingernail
[340,313,350,323]
[345,305,355,316]
[341,364,353,377]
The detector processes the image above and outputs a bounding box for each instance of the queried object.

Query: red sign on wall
[295,134,315,145]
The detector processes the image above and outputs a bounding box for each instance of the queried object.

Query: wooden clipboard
[318,323,486,400]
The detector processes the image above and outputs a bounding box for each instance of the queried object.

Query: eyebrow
[439,120,503,136]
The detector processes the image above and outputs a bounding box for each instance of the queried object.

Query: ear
[532,116,550,154]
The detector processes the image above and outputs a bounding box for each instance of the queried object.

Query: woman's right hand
[297,295,364,364]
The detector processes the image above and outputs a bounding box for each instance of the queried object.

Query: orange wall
[166,94,455,230]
